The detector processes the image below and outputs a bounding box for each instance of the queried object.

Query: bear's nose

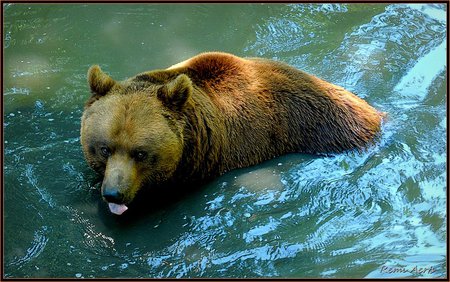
[102,188,124,204]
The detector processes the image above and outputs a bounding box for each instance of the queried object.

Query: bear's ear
[157,74,192,109]
[87,65,116,96]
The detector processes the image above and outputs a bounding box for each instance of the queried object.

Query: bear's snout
[102,166,128,202]
[101,166,133,215]
[101,154,138,205]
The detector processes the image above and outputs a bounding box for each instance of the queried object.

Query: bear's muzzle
[102,154,137,215]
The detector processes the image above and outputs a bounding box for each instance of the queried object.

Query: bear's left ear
[157,74,193,109]
[87,65,116,96]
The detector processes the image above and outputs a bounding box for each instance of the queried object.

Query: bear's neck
[173,97,225,185]
[173,92,274,185]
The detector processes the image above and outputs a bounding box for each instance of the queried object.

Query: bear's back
[169,52,323,100]
[174,52,382,154]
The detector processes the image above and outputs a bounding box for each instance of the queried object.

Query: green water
[3,3,447,278]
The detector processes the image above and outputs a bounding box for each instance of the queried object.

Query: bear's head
[81,65,192,215]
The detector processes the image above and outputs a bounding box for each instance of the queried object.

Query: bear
[80,52,383,215]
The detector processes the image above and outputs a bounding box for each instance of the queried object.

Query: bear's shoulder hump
[178,52,249,83]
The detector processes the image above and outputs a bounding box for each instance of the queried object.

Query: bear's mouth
[108,202,128,215]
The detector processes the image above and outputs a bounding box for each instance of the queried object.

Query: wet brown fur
[81,52,383,205]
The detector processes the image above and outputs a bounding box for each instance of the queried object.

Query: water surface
[3,3,447,278]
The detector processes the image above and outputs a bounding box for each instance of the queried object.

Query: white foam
[393,40,446,101]
[407,4,446,22]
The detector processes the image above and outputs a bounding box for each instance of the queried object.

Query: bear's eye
[133,151,148,162]
[162,113,173,120]
[100,146,111,158]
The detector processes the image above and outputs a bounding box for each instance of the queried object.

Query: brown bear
[81,52,383,215]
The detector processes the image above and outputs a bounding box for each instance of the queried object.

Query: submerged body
[81,52,383,215]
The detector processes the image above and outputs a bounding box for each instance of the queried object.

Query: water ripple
[9,226,50,269]
[72,208,115,256]
[24,164,55,208]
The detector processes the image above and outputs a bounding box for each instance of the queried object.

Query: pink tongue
[108,203,128,215]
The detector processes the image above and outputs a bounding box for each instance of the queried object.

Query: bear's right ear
[157,74,193,110]
[87,65,116,96]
